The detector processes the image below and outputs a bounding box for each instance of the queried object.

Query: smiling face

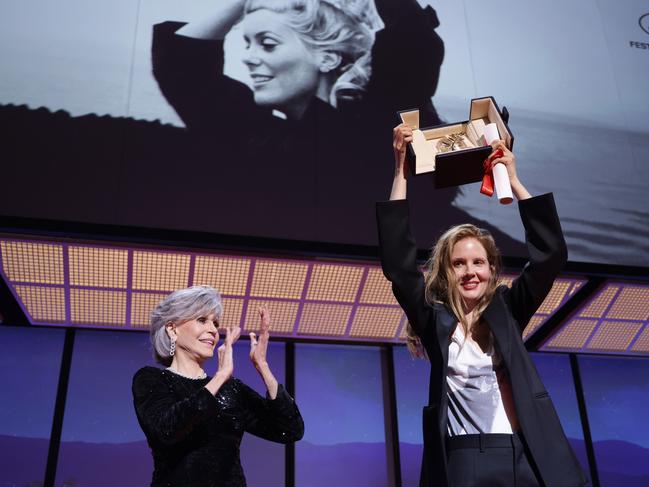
[170,313,219,364]
[450,237,493,311]
[240,9,321,117]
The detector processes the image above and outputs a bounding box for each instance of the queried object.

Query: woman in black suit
[377,124,587,486]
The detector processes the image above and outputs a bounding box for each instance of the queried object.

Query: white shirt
[446,324,519,436]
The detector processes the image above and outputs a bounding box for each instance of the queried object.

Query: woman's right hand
[390,123,413,200]
[216,326,241,381]
[393,123,413,176]
[176,0,246,40]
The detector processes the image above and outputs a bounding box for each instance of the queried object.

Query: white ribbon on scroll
[483,123,513,205]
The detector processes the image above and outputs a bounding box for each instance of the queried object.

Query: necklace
[166,366,207,380]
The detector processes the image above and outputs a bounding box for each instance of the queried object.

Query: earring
[170,339,176,357]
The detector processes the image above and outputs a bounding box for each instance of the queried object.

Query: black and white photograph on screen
[1,0,648,265]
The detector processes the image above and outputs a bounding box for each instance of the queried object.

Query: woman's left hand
[250,305,271,370]
[487,139,531,200]
[486,140,518,184]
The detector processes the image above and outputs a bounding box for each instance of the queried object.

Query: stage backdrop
[1,0,648,266]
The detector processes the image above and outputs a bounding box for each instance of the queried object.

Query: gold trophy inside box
[398,96,514,188]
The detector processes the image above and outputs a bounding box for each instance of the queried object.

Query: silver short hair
[149,285,223,366]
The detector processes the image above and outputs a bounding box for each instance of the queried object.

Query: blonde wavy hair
[244,0,381,107]
[406,224,503,359]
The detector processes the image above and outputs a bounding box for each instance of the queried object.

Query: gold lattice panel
[498,275,515,287]
[250,260,308,299]
[360,268,398,305]
[298,303,352,336]
[68,246,128,288]
[1,241,64,284]
[578,285,619,318]
[70,289,126,325]
[569,281,584,296]
[130,291,169,327]
[546,318,599,349]
[606,287,649,321]
[14,285,66,322]
[305,264,364,302]
[221,297,245,328]
[399,319,411,339]
[193,256,251,296]
[537,280,571,314]
[132,251,190,291]
[631,326,649,353]
[349,306,403,338]
[586,321,643,351]
[523,315,546,340]
[243,299,299,334]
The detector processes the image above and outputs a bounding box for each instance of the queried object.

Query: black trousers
[446,433,543,487]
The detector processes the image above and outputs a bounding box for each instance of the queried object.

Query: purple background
[1,325,649,486]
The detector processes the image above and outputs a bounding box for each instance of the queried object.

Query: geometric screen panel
[0,235,645,353]
[542,282,649,356]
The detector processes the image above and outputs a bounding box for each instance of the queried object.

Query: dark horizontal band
[446,433,522,451]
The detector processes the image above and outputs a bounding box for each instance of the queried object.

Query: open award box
[398,96,514,188]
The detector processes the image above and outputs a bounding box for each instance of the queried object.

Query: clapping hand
[249,306,271,371]
[216,325,241,380]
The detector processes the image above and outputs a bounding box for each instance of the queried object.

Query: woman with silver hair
[132,285,304,486]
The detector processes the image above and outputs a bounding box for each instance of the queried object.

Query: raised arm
[133,367,228,446]
[132,326,241,446]
[390,123,411,200]
[507,194,567,330]
[491,141,568,329]
[152,11,256,132]
[175,0,245,40]
[377,124,432,339]
[238,379,304,443]
[249,306,278,399]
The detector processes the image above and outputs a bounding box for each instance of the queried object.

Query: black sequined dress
[132,366,304,487]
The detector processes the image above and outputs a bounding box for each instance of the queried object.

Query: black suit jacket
[377,193,587,487]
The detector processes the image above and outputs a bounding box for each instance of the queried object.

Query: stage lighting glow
[69,246,128,288]
[398,319,410,339]
[546,319,599,349]
[349,306,403,338]
[305,263,364,303]
[578,285,619,318]
[132,251,190,291]
[359,268,399,305]
[243,299,298,334]
[606,287,649,321]
[0,236,643,353]
[15,285,66,322]
[631,327,649,353]
[250,260,308,299]
[298,303,352,336]
[537,281,572,314]
[220,297,245,329]
[130,291,168,327]
[194,255,251,295]
[522,315,545,340]
[586,321,643,351]
[498,276,514,287]
[1,241,64,284]
[568,281,583,296]
[70,289,126,325]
